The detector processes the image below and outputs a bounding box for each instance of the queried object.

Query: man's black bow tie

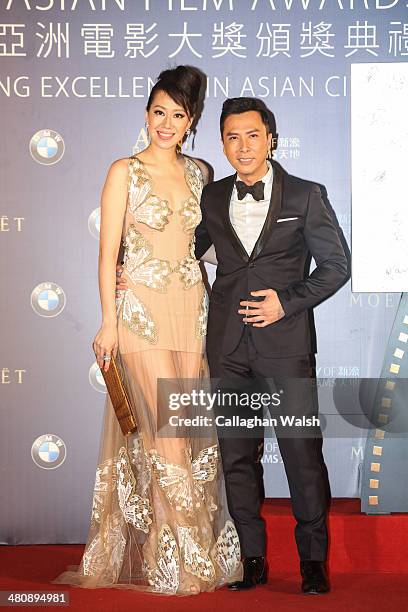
[236,180,265,201]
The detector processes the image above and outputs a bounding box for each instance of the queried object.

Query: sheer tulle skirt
[52,348,242,595]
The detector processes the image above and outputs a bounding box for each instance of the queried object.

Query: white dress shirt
[229,161,273,256]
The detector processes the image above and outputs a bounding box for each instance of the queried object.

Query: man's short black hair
[220,97,277,141]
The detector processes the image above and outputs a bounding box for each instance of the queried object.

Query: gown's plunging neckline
[134,155,196,212]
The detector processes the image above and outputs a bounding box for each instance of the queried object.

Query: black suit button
[249,263,255,268]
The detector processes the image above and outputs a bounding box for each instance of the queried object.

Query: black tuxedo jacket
[195,160,349,358]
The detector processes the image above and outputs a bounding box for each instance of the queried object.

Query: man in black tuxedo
[116,96,349,594]
[194,98,349,594]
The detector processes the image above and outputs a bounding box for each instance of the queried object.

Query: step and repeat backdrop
[1,0,407,543]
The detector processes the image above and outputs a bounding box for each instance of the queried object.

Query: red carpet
[265,498,408,574]
[1,500,407,611]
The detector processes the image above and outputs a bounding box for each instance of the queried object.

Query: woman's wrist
[102,318,117,328]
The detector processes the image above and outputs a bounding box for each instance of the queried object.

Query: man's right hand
[116,263,128,296]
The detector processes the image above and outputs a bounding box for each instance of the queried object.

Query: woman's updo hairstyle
[146,65,203,119]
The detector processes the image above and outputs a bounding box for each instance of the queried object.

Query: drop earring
[176,128,191,154]
[144,121,151,144]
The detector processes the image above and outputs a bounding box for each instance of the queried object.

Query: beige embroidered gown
[52,155,242,595]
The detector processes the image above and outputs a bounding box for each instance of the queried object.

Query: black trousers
[207,327,331,561]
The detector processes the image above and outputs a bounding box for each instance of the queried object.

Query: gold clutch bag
[100,355,138,436]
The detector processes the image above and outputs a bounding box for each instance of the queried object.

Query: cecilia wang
[0,75,348,99]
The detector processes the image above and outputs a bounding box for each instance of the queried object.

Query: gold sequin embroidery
[116,447,152,533]
[130,435,152,496]
[90,457,117,527]
[189,236,196,259]
[185,157,204,202]
[82,511,126,580]
[174,256,202,290]
[179,195,201,234]
[177,525,216,583]
[196,289,209,339]
[212,520,241,578]
[118,290,158,344]
[148,524,180,594]
[128,157,173,230]
[123,224,172,292]
[149,445,218,515]
[128,157,152,213]
[191,444,218,489]
[134,196,173,231]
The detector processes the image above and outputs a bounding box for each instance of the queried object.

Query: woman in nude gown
[52,66,242,595]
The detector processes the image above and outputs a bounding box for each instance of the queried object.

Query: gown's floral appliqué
[82,511,126,581]
[123,224,172,292]
[174,235,202,290]
[147,524,180,594]
[190,445,218,493]
[128,157,151,211]
[174,256,202,289]
[179,158,203,233]
[116,447,152,533]
[177,525,216,583]
[90,458,117,527]
[118,290,158,344]
[185,157,204,203]
[196,289,209,339]
[128,157,173,230]
[179,196,201,234]
[212,520,242,578]
[149,445,218,515]
[133,195,173,232]
[130,435,152,496]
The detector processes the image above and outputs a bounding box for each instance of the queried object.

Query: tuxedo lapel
[219,162,284,263]
[249,161,283,261]
[220,173,250,262]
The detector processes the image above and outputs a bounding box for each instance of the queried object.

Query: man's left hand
[238,289,285,327]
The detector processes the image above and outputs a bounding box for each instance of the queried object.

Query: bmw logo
[88,207,101,239]
[30,129,65,165]
[31,282,66,317]
[31,434,67,470]
[89,361,107,393]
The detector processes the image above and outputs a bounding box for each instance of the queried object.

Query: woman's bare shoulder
[104,157,130,187]
[109,157,130,174]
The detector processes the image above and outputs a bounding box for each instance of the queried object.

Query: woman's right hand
[93,323,118,372]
